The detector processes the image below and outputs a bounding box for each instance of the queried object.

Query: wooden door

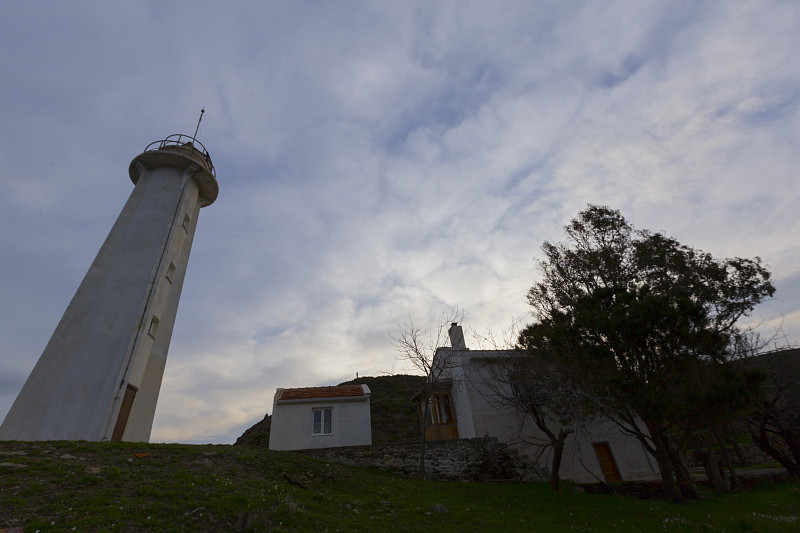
[111,385,138,442]
[421,393,459,440]
[593,442,623,482]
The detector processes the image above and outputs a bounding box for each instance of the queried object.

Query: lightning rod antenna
[193,107,205,140]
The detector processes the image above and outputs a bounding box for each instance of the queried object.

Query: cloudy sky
[1,1,799,444]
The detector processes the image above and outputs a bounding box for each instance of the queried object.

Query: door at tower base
[112,385,138,442]
[0,135,218,442]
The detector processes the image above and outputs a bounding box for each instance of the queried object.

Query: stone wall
[299,437,546,482]
[687,444,776,469]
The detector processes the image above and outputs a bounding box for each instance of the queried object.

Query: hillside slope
[2,440,797,532]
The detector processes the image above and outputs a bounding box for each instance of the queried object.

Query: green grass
[2,441,798,532]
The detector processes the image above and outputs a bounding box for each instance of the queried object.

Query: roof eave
[276,395,370,405]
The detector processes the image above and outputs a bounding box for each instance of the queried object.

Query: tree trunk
[671,453,700,500]
[655,447,683,502]
[715,430,742,492]
[726,426,746,465]
[549,428,572,491]
[664,432,700,501]
[647,427,684,502]
[782,428,800,466]
[528,406,572,491]
[419,400,429,479]
[668,445,700,500]
[550,444,563,491]
[752,429,800,477]
[699,450,729,493]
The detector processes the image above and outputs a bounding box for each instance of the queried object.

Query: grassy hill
[235,374,426,446]
[337,374,425,444]
[235,413,271,447]
[2,440,798,532]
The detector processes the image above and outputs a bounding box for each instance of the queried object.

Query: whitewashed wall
[442,349,659,483]
[268,394,371,451]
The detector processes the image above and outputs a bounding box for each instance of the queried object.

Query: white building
[421,324,659,483]
[268,385,372,451]
[0,135,217,442]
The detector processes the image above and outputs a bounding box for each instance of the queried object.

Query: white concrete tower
[0,135,218,442]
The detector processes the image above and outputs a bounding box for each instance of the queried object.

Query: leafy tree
[520,205,774,501]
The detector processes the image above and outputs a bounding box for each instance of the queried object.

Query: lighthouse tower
[0,134,218,442]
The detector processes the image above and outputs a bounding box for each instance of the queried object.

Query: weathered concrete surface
[0,139,217,442]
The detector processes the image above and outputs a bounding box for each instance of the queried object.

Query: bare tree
[474,318,600,490]
[392,309,466,479]
[479,343,594,490]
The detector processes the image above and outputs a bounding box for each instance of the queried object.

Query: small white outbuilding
[268,384,372,451]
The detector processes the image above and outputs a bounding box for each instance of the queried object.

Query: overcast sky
[2,1,799,444]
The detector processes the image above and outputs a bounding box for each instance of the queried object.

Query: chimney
[448,323,467,350]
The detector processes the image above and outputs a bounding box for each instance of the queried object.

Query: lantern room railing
[142,134,215,177]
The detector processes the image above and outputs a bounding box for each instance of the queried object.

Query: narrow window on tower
[148,316,160,338]
[165,261,176,283]
[182,213,191,232]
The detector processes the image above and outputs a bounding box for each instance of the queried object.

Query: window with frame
[312,407,333,435]
[426,393,454,425]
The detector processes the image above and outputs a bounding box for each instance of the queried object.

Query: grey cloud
[2,1,799,442]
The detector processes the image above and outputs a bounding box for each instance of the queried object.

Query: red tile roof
[277,385,366,401]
